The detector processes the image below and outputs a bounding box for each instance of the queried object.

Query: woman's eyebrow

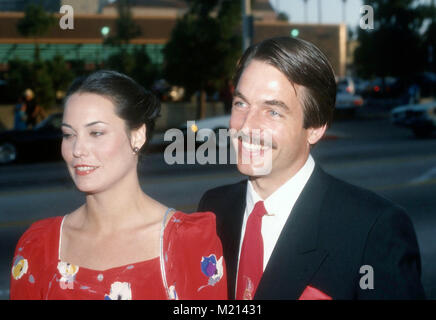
[61,121,109,130]
[61,123,74,130]
[85,121,109,127]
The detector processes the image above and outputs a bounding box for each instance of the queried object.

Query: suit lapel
[255,165,330,299]
[219,180,247,300]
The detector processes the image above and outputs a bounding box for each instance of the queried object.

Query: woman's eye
[90,131,103,137]
[62,133,72,139]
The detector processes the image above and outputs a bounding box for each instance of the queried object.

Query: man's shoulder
[324,169,402,210]
[202,179,247,199]
[317,167,408,227]
[198,180,247,212]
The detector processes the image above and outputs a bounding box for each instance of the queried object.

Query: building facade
[0,0,346,76]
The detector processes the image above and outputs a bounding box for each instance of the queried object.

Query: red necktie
[236,201,266,300]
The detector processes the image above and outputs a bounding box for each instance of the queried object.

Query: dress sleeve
[164,211,228,300]
[10,218,56,300]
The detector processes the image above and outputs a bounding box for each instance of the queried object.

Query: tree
[164,0,241,119]
[17,3,56,61]
[354,0,425,80]
[47,55,75,100]
[104,0,141,48]
[103,0,157,87]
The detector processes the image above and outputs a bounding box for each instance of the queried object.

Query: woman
[10,70,227,300]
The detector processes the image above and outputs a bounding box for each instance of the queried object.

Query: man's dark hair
[233,37,337,129]
[63,70,160,153]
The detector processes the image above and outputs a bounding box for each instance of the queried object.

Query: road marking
[411,166,436,184]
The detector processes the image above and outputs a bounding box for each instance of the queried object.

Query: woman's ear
[131,124,147,153]
[307,124,328,145]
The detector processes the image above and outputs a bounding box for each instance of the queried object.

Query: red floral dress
[10,211,227,300]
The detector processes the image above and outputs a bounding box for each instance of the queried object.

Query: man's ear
[131,124,147,152]
[307,124,328,145]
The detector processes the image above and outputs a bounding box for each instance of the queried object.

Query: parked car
[335,91,364,112]
[391,101,436,137]
[360,77,398,99]
[337,77,356,95]
[0,112,63,164]
[178,114,231,147]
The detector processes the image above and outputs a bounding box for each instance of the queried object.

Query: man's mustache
[229,129,276,149]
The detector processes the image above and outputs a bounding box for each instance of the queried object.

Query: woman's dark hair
[233,36,337,129]
[63,70,160,153]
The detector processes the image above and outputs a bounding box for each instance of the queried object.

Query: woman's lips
[74,165,98,176]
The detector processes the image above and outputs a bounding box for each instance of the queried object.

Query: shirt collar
[246,154,315,218]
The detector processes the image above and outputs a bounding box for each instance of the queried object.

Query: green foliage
[5,56,74,108]
[277,12,289,21]
[4,58,33,102]
[104,46,158,88]
[32,60,56,108]
[163,0,242,117]
[46,55,75,95]
[17,4,56,61]
[102,0,157,87]
[104,0,141,47]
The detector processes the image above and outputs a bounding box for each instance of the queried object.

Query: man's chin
[236,162,272,177]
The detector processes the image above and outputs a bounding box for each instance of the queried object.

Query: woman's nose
[72,136,89,158]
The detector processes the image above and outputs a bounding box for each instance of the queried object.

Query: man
[197,37,425,300]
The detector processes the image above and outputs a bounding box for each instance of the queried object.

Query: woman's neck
[77,173,165,235]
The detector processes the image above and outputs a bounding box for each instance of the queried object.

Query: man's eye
[233,101,245,107]
[269,110,281,117]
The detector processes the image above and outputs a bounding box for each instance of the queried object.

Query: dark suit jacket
[198,164,426,300]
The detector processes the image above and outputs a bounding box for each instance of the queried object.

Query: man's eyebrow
[264,99,290,111]
[233,90,249,102]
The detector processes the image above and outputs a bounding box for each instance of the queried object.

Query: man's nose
[240,108,263,135]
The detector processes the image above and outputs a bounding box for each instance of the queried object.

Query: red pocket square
[298,285,332,300]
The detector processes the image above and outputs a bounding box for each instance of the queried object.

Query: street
[1,116,436,300]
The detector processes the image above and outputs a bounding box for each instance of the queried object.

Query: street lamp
[101,26,110,37]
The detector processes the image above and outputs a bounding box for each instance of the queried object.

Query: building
[0,0,346,76]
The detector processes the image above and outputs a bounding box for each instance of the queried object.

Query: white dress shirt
[238,154,315,273]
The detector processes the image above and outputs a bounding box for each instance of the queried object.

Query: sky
[269,0,436,31]
[269,0,363,29]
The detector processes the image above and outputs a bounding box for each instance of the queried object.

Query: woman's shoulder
[166,211,218,241]
[17,216,63,249]
[169,211,217,230]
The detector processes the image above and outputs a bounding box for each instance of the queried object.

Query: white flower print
[104,281,132,300]
[11,255,28,280]
[57,261,79,290]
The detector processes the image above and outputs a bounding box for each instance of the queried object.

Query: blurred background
[1,0,436,300]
